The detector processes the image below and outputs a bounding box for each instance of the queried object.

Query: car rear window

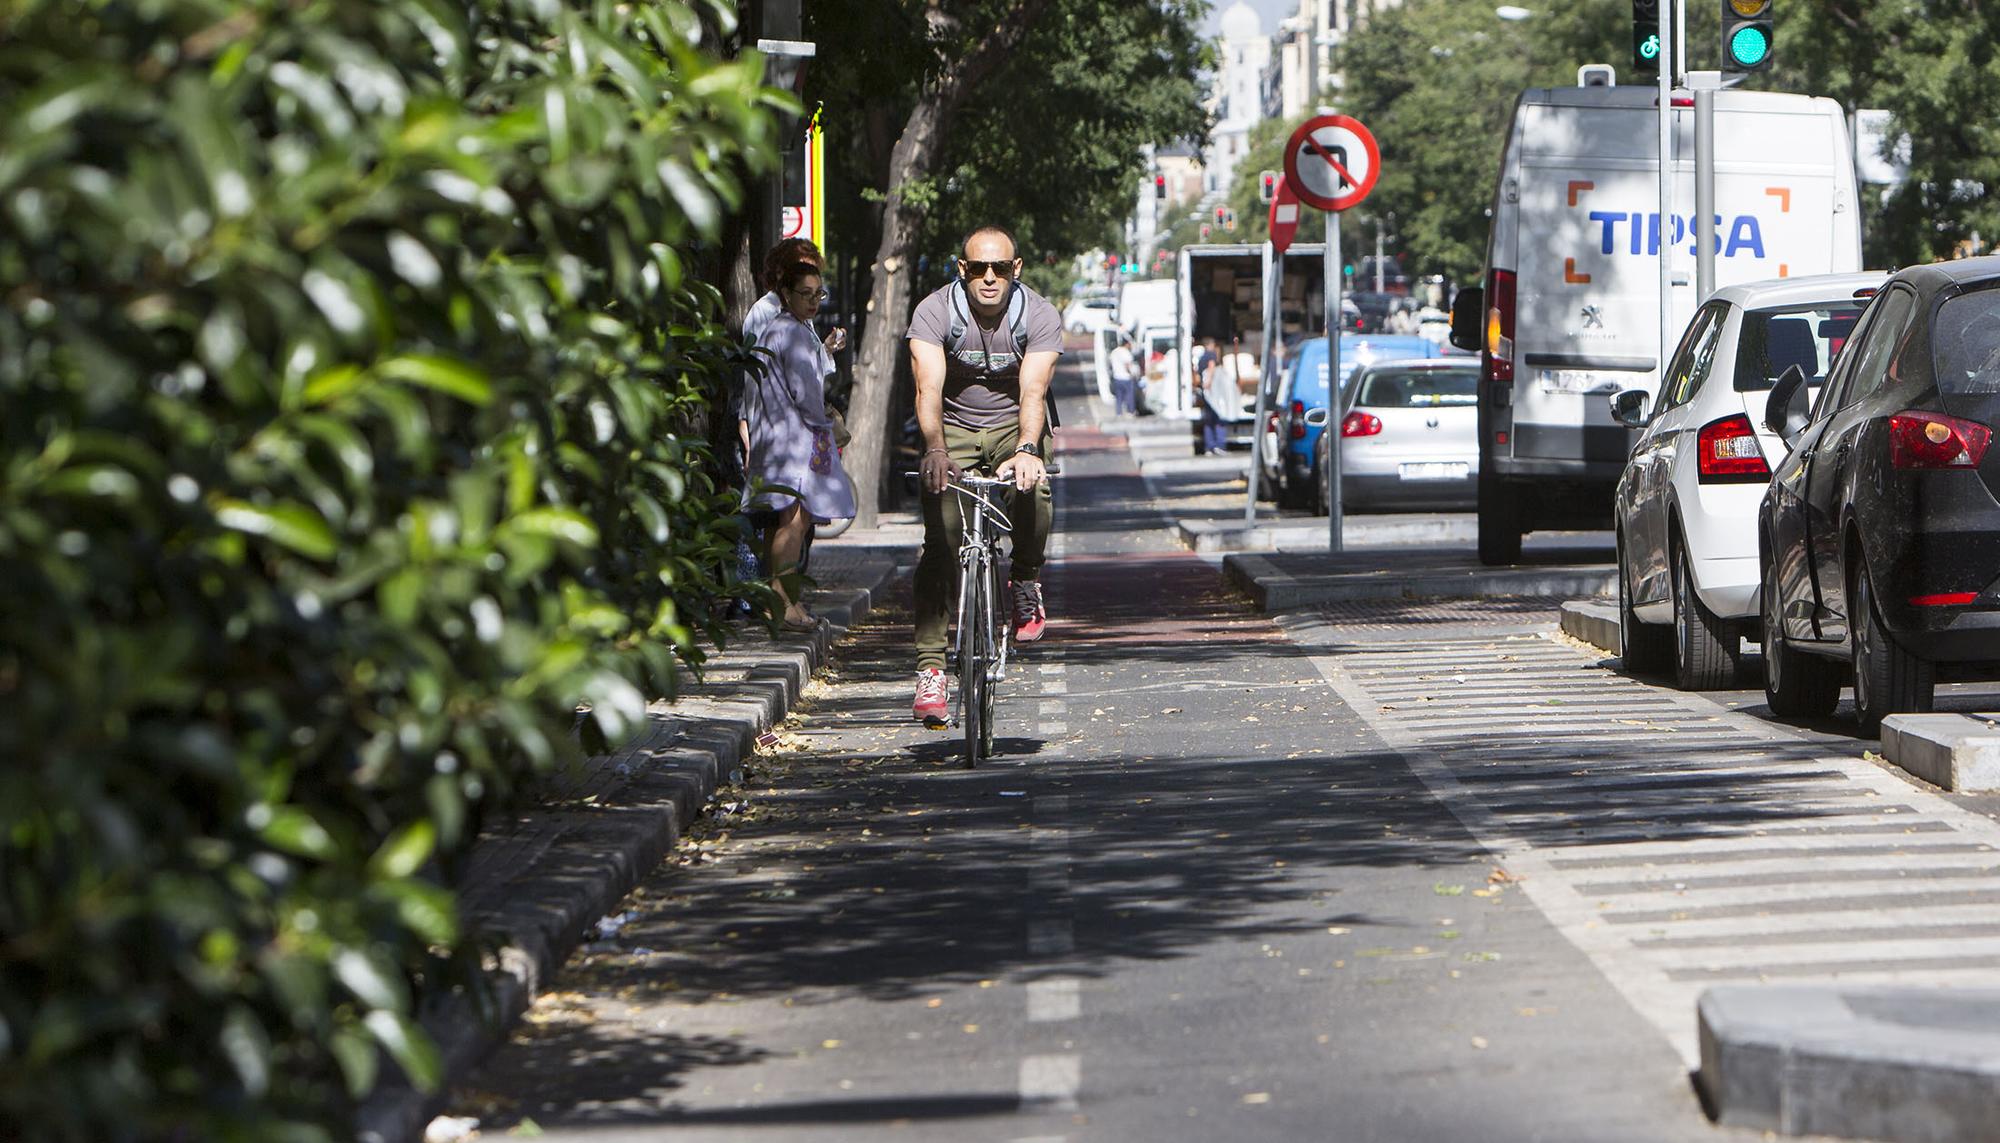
[1931,288,2000,396]
[1355,368,1478,408]
[1731,301,1865,391]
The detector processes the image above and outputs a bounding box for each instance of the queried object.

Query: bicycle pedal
[921,714,949,731]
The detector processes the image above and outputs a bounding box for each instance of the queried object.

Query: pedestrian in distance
[1193,334,1231,455]
[744,260,855,630]
[1108,334,1141,416]
[905,224,1063,726]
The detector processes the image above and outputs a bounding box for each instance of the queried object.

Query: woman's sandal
[780,613,820,632]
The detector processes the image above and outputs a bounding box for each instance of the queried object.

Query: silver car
[1314,359,1481,512]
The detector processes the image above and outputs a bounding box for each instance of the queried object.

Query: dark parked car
[1757,257,2000,730]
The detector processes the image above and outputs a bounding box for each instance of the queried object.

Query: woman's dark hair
[778,259,822,294]
[763,238,823,290]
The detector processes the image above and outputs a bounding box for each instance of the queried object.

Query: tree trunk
[842,0,1055,528]
[844,96,948,529]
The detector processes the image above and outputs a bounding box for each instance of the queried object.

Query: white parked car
[1610,271,1888,689]
[1063,295,1118,335]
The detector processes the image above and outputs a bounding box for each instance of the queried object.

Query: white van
[1450,82,1862,564]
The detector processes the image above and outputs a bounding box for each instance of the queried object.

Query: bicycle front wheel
[960,566,989,768]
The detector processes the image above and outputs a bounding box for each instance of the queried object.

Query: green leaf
[259,806,338,861]
[213,500,338,560]
[367,822,436,880]
[377,879,459,946]
[334,947,408,1012]
[219,1006,271,1098]
[365,1009,441,1094]
[378,354,492,406]
[330,1023,379,1098]
[504,508,598,548]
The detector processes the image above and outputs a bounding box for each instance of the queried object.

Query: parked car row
[1609,261,2000,731]
[1254,334,1480,514]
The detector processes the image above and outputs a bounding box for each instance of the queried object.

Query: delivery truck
[1170,243,1339,440]
[1449,82,1862,564]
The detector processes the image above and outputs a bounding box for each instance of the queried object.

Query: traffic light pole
[1695,78,1716,302]
[1326,213,1344,554]
[1656,0,1676,390]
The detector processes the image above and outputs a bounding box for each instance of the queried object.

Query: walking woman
[746,260,855,629]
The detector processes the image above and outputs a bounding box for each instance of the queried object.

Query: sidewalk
[357,519,918,1143]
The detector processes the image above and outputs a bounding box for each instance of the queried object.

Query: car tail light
[1342,412,1383,438]
[1289,400,1306,440]
[1484,269,1515,385]
[1696,414,1771,483]
[1889,410,1991,469]
[1909,592,1980,606]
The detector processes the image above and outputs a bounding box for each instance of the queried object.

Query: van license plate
[1399,462,1468,481]
[1539,370,1623,395]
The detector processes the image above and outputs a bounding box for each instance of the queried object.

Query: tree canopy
[1212,0,2000,288]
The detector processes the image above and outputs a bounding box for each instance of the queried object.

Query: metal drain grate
[1314,596,1568,629]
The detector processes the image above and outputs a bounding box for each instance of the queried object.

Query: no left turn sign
[1283,114,1379,213]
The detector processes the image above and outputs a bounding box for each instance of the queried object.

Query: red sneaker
[1011,580,1047,642]
[912,668,948,726]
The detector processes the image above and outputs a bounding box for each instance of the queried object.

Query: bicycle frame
[947,475,1014,723]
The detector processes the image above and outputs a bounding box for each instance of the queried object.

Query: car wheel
[1850,556,1935,734]
[1762,550,1841,718]
[1671,539,1739,690]
[1277,471,1309,510]
[1476,474,1522,566]
[1618,532,1673,674]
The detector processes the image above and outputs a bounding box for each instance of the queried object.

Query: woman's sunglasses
[959,259,1017,280]
[789,286,829,300]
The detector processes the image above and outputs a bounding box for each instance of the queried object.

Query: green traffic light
[1728,25,1770,67]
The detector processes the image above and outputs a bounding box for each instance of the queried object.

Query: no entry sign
[1267,175,1301,254]
[1283,114,1379,213]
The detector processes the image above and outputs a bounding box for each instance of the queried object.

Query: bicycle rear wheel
[960,566,989,768]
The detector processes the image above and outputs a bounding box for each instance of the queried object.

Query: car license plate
[1399,461,1467,481]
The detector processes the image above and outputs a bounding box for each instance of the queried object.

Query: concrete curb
[1698,984,2000,1141]
[1224,553,1616,611]
[355,553,901,1143]
[1880,713,2000,793]
[1178,515,1478,553]
[1559,598,1623,655]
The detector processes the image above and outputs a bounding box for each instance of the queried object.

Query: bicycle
[914,467,1055,768]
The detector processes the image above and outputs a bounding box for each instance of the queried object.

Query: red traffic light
[1154,175,1166,199]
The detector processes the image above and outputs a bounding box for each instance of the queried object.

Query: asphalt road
[447,363,1992,1142]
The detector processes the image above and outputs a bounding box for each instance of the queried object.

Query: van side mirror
[1609,388,1651,428]
[1762,363,1812,445]
[1449,286,1484,352]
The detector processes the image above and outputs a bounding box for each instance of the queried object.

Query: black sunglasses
[959,258,1017,280]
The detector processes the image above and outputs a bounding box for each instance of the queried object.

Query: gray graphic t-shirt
[906,281,1063,430]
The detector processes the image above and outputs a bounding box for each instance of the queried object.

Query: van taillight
[1889,411,1991,469]
[1484,269,1516,385]
[1696,414,1771,483]
[1289,400,1306,439]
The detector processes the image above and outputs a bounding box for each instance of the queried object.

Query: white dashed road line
[1297,628,2000,1065]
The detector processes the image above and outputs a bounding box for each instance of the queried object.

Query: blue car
[1262,334,1440,510]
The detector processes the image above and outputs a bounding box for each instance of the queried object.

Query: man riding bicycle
[906,225,1063,726]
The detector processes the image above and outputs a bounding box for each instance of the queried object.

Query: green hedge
[0,1,785,1138]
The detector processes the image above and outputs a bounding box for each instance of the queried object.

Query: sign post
[1245,177,1304,525]
[1284,113,1380,554]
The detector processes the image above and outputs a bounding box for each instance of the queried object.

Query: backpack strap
[946,280,1030,353]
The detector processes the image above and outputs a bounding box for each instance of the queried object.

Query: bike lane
[449,362,1766,1142]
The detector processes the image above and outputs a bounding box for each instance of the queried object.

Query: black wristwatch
[1014,441,1042,459]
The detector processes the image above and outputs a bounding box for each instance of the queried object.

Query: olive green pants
[913,422,1053,672]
